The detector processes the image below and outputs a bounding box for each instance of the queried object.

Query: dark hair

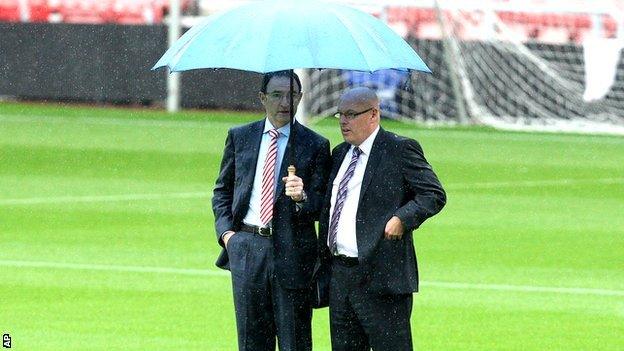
[260,70,302,93]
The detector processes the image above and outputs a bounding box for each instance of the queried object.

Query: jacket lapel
[358,128,387,204]
[234,120,265,224]
[322,143,350,207]
[330,143,350,184]
[242,120,265,188]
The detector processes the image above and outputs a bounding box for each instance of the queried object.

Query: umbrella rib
[170,27,209,71]
[161,13,225,71]
[259,9,279,72]
[328,8,377,72]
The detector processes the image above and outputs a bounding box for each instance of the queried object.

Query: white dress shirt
[243,119,290,227]
[329,126,380,257]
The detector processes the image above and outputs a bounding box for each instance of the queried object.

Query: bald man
[317,87,446,350]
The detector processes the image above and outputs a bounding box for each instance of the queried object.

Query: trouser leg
[329,262,414,351]
[351,292,413,351]
[329,263,370,351]
[229,231,276,351]
[273,281,313,351]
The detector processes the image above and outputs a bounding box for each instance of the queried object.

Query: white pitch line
[0,192,211,206]
[1,259,622,297]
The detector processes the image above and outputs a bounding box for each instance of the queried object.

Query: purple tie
[328,147,362,254]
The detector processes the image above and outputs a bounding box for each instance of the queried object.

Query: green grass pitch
[1,101,623,350]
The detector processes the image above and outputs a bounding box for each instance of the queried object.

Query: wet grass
[1,102,623,350]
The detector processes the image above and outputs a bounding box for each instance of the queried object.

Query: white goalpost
[166,0,182,113]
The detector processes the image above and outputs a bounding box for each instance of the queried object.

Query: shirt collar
[352,125,380,156]
[264,118,291,138]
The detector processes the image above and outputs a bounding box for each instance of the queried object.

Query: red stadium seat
[0,0,20,22]
[27,0,51,22]
[497,11,515,23]
[42,0,165,25]
[386,7,437,24]
[573,15,592,29]
[526,13,546,26]
[603,15,617,38]
[59,0,106,24]
[112,0,154,25]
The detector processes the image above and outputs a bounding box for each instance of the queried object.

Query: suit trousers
[228,231,312,351]
[329,260,413,351]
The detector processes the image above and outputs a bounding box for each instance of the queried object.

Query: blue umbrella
[152,0,430,73]
[153,0,430,175]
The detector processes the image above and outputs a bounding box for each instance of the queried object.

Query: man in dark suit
[318,87,446,351]
[212,71,331,351]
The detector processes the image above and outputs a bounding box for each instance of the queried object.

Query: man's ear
[259,92,267,105]
[371,108,379,122]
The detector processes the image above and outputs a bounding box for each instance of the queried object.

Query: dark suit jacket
[212,119,331,289]
[318,127,446,295]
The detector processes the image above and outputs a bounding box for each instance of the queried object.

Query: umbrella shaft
[288,69,296,171]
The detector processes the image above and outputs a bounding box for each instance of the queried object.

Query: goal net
[303,0,624,134]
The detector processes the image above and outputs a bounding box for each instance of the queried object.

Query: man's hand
[223,231,236,249]
[282,175,305,202]
[384,216,404,240]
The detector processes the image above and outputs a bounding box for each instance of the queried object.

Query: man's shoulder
[379,128,419,148]
[331,142,349,154]
[229,119,263,134]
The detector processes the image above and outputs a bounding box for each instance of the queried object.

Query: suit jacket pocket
[369,239,413,294]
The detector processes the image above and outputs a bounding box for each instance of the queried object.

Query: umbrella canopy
[152,0,430,74]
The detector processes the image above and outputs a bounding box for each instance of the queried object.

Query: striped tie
[260,129,280,226]
[328,147,362,253]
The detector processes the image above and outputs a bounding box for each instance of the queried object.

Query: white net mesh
[304,2,624,134]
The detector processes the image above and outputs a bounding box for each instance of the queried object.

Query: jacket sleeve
[394,139,446,232]
[212,129,236,246]
[296,139,331,220]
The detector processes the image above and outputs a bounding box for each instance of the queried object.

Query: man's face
[337,97,377,146]
[260,76,301,128]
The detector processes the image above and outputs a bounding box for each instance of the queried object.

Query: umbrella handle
[288,165,296,177]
